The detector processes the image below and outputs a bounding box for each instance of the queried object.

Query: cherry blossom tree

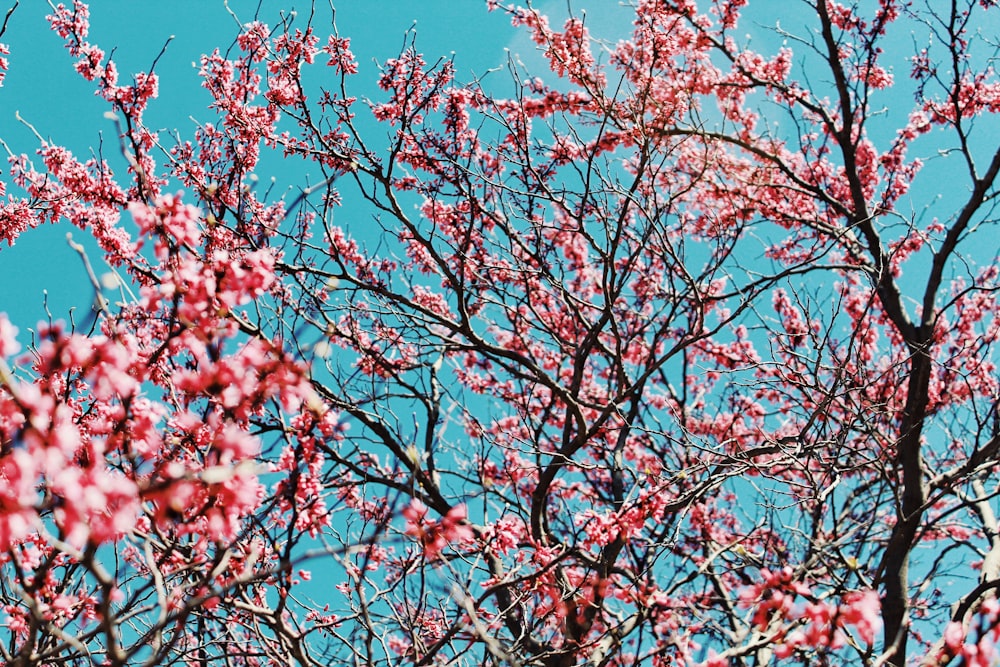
[0,0,999,665]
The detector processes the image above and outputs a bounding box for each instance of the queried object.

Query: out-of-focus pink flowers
[403,499,473,560]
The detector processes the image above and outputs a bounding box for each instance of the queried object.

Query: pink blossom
[0,42,8,87]
[403,500,473,559]
[839,590,882,645]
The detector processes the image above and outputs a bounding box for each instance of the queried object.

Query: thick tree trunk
[880,347,932,666]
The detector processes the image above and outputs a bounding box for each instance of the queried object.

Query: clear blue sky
[0,1,630,332]
[3,2,999,658]
[3,1,967,332]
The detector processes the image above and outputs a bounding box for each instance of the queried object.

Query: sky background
[1,1,998,657]
[1,0,988,334]
[0,0,634,335]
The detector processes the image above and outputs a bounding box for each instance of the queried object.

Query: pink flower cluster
[0,42,8,87]
[938,600,1000,667]
[402,499,473,560]
[738,568,881,656]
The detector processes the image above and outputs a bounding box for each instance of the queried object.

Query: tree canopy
[1,1,1000,665]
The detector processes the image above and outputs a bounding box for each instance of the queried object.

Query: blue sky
[2,2,1000,658]
[0,1,589,332]
[3,1,995,334]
